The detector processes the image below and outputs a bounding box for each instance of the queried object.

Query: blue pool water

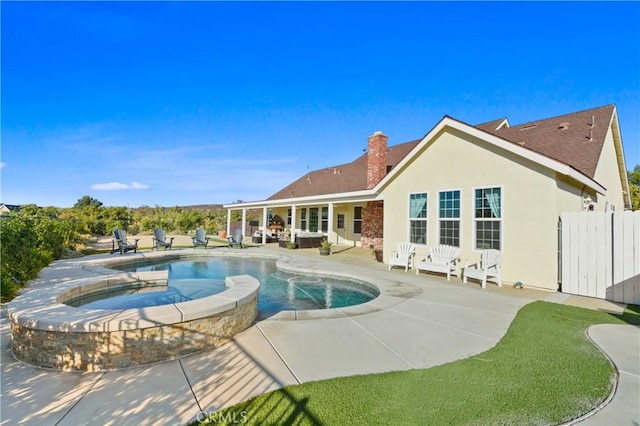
[67,257,378,313]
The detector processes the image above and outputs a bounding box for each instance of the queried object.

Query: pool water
[68,257,378,313]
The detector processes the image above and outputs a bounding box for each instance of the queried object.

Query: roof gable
[375,114,607,196]
[476,117,509,132]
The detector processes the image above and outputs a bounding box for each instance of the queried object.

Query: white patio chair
[388,242,416,272]
[416,245,461,281]
[463,249,503,288]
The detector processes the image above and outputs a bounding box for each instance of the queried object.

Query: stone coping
[7,266,260,332]
[7,249,421,327]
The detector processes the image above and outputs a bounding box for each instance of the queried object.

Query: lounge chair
[463,249,503,288]
[388,242,416,272]
[152,228,174,250]
[111,229,139,255]
[227,228,243,248]
[192,227,209,249]
[416,245,461,281]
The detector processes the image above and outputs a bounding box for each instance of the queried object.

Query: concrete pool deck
[1,244,638,425]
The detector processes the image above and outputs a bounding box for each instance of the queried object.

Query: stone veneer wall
[11,297,257,372]
[361,200,384,250]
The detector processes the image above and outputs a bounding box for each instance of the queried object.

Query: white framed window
[337,213,345,229]
[474,187,502,250]
[353,206,362,234]
[300,208,307,231]
[287,208,292,226]
[309,208,319,232]
[409,192,428,245]
[321,207,328,232]
[439,190,461,247]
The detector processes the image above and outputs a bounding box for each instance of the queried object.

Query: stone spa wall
[8,272,259,372]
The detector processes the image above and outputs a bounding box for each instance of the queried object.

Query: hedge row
[0,213,78,302]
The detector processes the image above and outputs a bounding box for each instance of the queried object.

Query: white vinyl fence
[560,210,640,304]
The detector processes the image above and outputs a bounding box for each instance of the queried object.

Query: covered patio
[224,196,385,251]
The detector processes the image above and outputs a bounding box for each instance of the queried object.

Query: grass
[196,301,639,426]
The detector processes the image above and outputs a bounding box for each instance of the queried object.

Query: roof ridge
[509,104,615,127]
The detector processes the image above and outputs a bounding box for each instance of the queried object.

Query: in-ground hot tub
[7,270,259,371]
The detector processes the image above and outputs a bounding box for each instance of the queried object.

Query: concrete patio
[1,244,638,425]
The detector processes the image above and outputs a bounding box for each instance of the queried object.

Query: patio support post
[262,207,268,244]
[226,209,231,236]
[241,209,247,243]
[291,204,297,239]
[328,202,335,244]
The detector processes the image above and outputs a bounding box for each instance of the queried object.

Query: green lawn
[196,301,639,426]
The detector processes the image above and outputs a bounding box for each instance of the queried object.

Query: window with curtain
[321,207,328,232]
[300,208,307,231]
[409,193,428,244]
[439,190,460,246]
[353,206,362,234]
[309,208,319,232]
[474,187,501,250]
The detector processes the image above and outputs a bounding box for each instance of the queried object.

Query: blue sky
[2,1,639,208]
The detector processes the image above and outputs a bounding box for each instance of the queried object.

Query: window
[439,190,460,246]
[287,208,292,226]
[301,208,307,231]
[409,193,427,245]
[321,207,328,232]
[474,187,501,250]
[337,214,345,229]
[353,206,362,234]
[309,208,319,232]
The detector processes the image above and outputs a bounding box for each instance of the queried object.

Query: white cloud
[130,181,150,189]
[90,181,150,191]
[0,162,5,169]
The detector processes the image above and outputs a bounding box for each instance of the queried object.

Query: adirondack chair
[192,227,210,249]
[388,242,416,272]
[463,249,503,288]
[152,228,174,250]
[111,229,139,255]
[227,228,244,248]
[416,245,461,281]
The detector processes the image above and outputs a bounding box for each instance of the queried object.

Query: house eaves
[223,189,381,210]
[371,115,608,196]
[609,108,632,208]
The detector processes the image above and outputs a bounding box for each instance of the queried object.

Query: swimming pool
[65,257,379,314]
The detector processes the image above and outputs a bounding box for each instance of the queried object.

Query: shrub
[0,212,79,302]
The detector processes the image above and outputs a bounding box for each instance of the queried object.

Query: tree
[630,184,640,211]
[73,195,103,208]
[629,165,640,211]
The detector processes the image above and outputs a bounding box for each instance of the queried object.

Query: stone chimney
[367,131,388,189]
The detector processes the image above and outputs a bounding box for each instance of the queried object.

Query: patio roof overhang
[223,189,382,210]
